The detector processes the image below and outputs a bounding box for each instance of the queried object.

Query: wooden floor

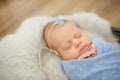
[0,0,120,39]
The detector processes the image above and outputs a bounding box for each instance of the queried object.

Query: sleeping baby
[43,16,120,80]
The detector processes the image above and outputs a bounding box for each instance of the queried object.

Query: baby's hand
[77,51,97,59]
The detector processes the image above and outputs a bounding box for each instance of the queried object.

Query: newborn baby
[43,16,120,80]
[43,16,97,60]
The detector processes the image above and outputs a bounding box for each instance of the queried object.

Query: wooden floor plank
[0,0,120,39]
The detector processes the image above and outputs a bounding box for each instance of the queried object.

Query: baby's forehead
[45,22,61,30]
[44,21,79,36]
[44,22,60,38]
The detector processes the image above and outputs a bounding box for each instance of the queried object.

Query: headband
[38,16,67,79]
[46,16,66,55]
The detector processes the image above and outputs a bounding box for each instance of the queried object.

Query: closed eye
[74,31,81,38]
[64,41,72,50]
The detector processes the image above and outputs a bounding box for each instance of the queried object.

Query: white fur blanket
[0,12,119,80]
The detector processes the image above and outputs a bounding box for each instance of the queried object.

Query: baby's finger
[78,51,97,59]
[78,51,93,59]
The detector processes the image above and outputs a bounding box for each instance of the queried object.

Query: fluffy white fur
[0,12,119,80]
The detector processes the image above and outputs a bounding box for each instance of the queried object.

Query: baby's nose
[74,41,81,48]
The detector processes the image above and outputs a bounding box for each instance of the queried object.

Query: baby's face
[44,21,93,60]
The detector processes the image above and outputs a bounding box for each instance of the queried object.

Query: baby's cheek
[60,47,79,60]
[62,52,77,60]
[69,50,80,59]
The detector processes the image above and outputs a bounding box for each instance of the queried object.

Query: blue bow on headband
[54,16,66,24]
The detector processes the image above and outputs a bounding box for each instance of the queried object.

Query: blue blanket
[61,39,120,80]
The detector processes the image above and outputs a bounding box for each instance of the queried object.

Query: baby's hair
[43,22,60,56]
[43,22,58,49]
[43,16,68,49]
[43,22,51,49]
